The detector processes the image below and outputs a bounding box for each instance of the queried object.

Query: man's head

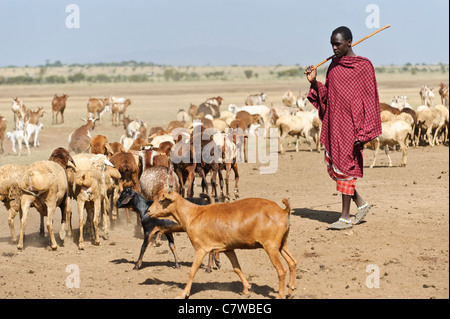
[331,26,354,58]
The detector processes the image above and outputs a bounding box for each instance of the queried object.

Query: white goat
[6,121,30,156]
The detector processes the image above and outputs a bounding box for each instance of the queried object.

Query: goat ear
[162,191,175,201]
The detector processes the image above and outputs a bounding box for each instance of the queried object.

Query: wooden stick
[304,24,390,74]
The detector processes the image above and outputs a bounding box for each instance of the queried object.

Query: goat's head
[116,188,136,208]
[148,189,178,219]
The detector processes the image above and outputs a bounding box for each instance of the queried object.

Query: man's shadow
[292,207,341,224]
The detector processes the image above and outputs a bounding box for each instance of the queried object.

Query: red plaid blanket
[308,55,381,178]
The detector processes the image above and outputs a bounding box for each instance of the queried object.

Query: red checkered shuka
[308,56,382,178]
[325,151,356,196]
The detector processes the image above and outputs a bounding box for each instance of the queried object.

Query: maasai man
[305,26,381,230]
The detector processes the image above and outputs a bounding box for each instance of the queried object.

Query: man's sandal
[353,202,372,225]
[328,217,353,230]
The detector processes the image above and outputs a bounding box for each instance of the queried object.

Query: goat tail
[281,198,291,227]
[282,198,290,215]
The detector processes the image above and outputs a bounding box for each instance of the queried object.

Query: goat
[148,189,297,299]
[370,119,413,168]
[52,94,69,124]
[6,123,30,156]
[68,118,98,153]
[439,83,449,106]
[24,122,44,148]
[245,92,266,106]
[198,97,223,119]
[25,107,45,125]
[420,85,435,107]
[0,116,7,154]
[90,135,113,158]
[11,97,27,129]
[116,188,211,270]
[87,97,110,123]
[111,98,131,126]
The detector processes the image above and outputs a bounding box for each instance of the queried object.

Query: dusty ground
[0,75,448,299]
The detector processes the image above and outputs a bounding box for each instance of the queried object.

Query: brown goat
[87,97,110,123]
[0,116,6,154]
[148,190,297,299]
[25,107,45,125]
[52,94,69,124]
[68,118,98,153]
[90,135,113,158]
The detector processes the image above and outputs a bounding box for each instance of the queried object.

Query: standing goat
[148,190,297,299]
[68,118,98,153]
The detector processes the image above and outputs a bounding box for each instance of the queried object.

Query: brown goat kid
[52,94,69,124]
[149,190,297,299]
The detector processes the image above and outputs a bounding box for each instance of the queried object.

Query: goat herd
[0,84,448,299]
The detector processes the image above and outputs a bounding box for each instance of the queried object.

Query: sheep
[68,118,98,153]
[0,164,27,243]
[276,111,320,153]
[1,148,73,246]
[416,106,444,147]
[52,94,69,124]
[370,119,413,168]
[66,153,117,248]
[148,189,297,299]
[245,92,266,106]
[0,116,7,154]
[433,104,449,144]
[116,188,211,270]
[17,160,70,251]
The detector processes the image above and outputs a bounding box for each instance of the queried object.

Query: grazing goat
[370,119,413,168]
[68,118,98,153]
[52,94,69,124]
[245,92,266,106]
[148,190,297,299]
[116,188,211,270]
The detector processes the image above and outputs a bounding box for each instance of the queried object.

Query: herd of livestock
[0,82,448,298]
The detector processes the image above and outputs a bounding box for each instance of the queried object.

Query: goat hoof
[78,244,85,250]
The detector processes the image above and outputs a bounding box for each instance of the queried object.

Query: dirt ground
[0,76,448,299]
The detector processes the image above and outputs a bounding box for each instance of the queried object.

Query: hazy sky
[0,0,448,66]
